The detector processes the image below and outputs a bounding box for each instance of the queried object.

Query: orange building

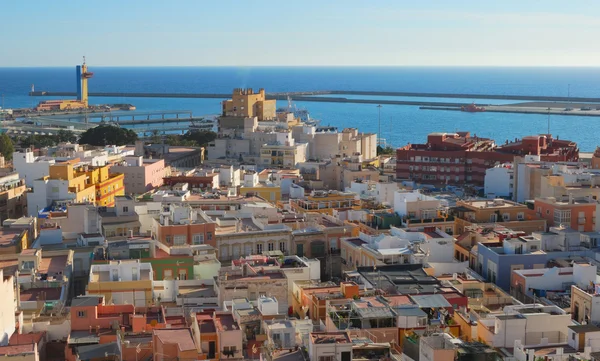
[153,205,217,248]
[534,196,598,232]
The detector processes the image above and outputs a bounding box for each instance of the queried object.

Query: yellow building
[289,191,361,216]
[239,185,282,202]
[222,88,276,121]
[48,160,124,207]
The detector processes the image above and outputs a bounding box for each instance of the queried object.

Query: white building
[393,190,442,218]
[485,164,514,198]
[13,150,55,188]
[477,304,571,348]
[88,260,154,306]
[512,263,597,300]
[308,332,352,361]
[0,269,15,346]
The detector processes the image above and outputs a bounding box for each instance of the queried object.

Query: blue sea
[2,67,600,150]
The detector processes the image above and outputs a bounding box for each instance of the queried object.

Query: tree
[56,130,77,143]
[0,133,14,160]
[181,130,217,147]
[377,145,395,155]
[78,125,138,146]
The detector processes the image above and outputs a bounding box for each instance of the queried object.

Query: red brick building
[396,132,578,185]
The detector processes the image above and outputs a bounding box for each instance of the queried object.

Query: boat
[461,103,486,112]
[277,96,320,125]
[190,116,217,132]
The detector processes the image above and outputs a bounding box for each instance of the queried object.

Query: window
[490,214,498,222]
[178,269,187,280]
[193,234,204,244]
[174,235,186,245]
[77,311,86,318]
[554,209,571,225]
[517,212,525,220]
[165,235,172,244]
[279,242,286,253]
[163,269,173,280]
[502,213,510,221]
[268,242,274,251]
[207,232,213,241]
[319,357,335,361]
[123,206,129,213]
[223,346,237,357]
[256,243,263,254]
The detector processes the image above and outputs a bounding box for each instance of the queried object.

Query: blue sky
[2,0,600,66]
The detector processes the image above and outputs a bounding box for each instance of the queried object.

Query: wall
[13,152,54,188]
[477,243,548,291]
[0,271,14,346]
[485,167,513,198]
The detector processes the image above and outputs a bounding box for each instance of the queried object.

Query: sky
[3,0,600,67]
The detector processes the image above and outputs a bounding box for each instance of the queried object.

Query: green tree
[0,133,14,160]
[181,130,217,147]
[78,125,138,146]
[56,130,77,143]
[377,145,395,155]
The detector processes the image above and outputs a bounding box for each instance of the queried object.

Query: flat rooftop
[0,230,22,246]
[311,332,352,344]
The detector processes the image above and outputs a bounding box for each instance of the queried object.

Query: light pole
[377,105,382,147]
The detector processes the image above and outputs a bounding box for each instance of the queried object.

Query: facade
[308,332,352,361]
[396,132,578,185]
[454,198,546,235]
[477,304,570,348]
[27,161,125,216]
[0,270,15,346]
[259,142,308,168]
[534,196,600,232]
[152,204,217,249]
[87,260,154,307]
[109,156,166,195]
[222,88,276,121]
[13,150,55,188]
[0,173,26,223]
[289,190,360,216]
[484,163,514,198]
[476,239,547,291]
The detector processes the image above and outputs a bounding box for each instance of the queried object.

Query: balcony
[579,217,586,225]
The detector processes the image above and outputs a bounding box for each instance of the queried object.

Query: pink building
[110,156,166,195]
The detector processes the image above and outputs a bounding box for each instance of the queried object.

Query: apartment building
[27,160,125,216]
[454,198,546,234]
[396,132,578,185]
[109,156,166,195]
[534,195,600,232]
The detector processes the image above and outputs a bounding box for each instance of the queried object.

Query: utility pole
[547,107,550,135]
[377,104,382,147]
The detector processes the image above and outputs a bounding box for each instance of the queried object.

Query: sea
[2,66,600,151]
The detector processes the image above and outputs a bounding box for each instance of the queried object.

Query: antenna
[83,56,86,65]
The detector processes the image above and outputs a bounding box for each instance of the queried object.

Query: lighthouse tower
[75,56,93,107]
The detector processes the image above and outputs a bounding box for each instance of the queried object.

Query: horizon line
[3,64,600,68]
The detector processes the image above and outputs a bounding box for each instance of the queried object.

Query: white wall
[485,167,513,198]
[13,151,54,188]
[0,270,15,346]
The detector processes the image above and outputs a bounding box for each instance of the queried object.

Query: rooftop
[0,344,36,356]
[153,328,196,351]
[310,332,352,344]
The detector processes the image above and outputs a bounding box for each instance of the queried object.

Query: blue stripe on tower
[76,65,82,101]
